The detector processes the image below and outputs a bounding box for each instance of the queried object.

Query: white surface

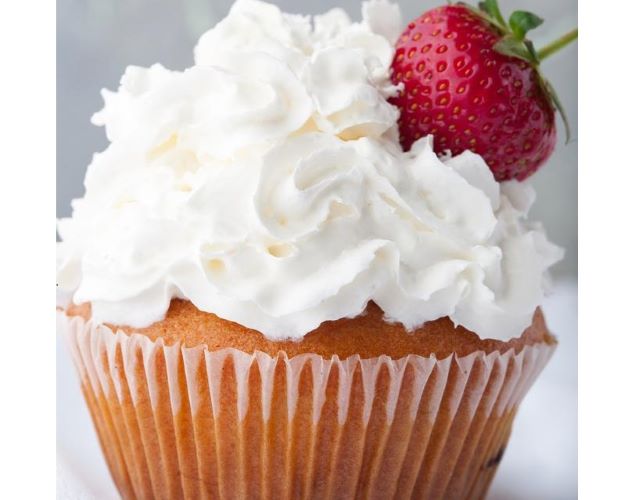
[56,279,577,499]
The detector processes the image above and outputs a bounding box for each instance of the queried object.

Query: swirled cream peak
[57,0,563,341]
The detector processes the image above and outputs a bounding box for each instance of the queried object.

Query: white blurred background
[57,1,577,498]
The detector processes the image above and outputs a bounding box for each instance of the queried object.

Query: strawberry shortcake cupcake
[58,0,574,498]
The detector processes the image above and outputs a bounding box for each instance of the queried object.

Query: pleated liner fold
[59,312,555,500]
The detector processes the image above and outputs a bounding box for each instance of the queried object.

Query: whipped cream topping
[57,0,563,341]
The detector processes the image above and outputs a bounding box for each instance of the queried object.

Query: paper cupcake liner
[59,311,555,500]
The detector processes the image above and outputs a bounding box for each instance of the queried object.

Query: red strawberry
[390,1,576,181]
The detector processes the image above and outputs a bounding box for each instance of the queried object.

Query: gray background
[57,0,577,277]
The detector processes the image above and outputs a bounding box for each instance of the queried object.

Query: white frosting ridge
[57,0,563,341]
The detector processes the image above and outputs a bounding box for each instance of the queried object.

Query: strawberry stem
[537,28,578,61]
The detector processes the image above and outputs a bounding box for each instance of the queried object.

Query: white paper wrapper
[59,311,555,500]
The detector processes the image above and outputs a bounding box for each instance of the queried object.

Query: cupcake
[57,0,569,498]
